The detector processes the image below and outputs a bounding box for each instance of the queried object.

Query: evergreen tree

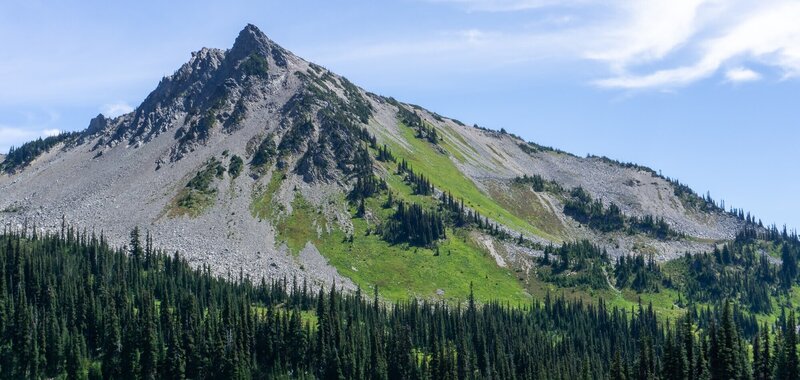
[776,311,799,380]
[780,243,798,288]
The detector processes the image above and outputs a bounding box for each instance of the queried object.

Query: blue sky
[1,0,798,229]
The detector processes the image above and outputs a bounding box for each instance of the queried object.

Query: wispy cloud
[418,0,800,89]
[42,128,62,137]
[314,26,584,75]
[430,0,585,12]
[725,67,761,83]
[586,1,800,88]
[583,0,713,71]
[102,102,134,117]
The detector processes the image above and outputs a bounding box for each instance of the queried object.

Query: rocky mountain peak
[0,23,755,302]
[229,23,272,61]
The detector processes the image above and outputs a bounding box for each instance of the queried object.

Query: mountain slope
[0,24,748,302]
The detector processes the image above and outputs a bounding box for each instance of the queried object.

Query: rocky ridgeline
[0,24,747,289]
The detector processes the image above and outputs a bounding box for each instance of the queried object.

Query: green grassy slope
[276,194,530,304]
[378,122,563,242]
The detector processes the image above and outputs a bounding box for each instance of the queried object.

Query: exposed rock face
[0,24,746,288]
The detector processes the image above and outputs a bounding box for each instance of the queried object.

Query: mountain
[0,24,756,304]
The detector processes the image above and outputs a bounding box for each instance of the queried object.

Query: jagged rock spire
[229,23,271,60]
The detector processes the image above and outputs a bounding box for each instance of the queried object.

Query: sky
[1,0,798,229]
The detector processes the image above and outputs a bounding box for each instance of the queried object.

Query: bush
[229,155,243,178]
[239,53,269,78]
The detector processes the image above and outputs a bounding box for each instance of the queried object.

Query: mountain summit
[0,24,747,300]
[230,23,273,58]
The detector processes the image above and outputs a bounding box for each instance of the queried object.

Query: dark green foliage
[229,155,244,179]
[350,173,386,202]
[0,227,792,379]
[251,134,277,168]
[239,53,269,78]
[776,311,799,380]
[753,323,773,380]
[438,191,510,240]
[513,174,563,193]
[376,144,395,162]
[666,227,800,314]
[780,243,797,289]
[669,178,723,213]
[630,214,682,240]
[289,70,373,126]
[349,145,387,201]
[173,158,225,213]
[381,201,445,246]
[614,254,661,292]
[225,98,248,131]
[397,105,439,144]
[517,142,539,155]
[186,158,225,193]
[417,124,439,144]
[539,226,798,306]
[177,85,229,146]
[517,141,560,155]
[514,173,552,192]
[279,71,377,181]
[709,300,748,379]
[563,186,683,239]
[194,112,216,141]
[397,159,433,196]
[397,104,422,128]
[1,132,79,173]
[538,240,610,289]
[339,77,372,124]
[564,187,625,232]
[728,207,762,227]
[129,226,143,259]
[278,119,314,155]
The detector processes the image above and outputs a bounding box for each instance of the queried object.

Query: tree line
[1,132,79,174]
[562,187,683,239]
[3,227,800,379]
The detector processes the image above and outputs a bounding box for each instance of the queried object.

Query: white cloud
[0,126,36,142]
[592,62,715,89]
[591,1,800,89]
[423,0,800,89]
[725,67,761,83]
[42,128,62,137]
[102,102,134,117]
[584,0,714,71]
[313,26,583,74]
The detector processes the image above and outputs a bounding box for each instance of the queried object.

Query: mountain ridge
[0,24,752,302]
